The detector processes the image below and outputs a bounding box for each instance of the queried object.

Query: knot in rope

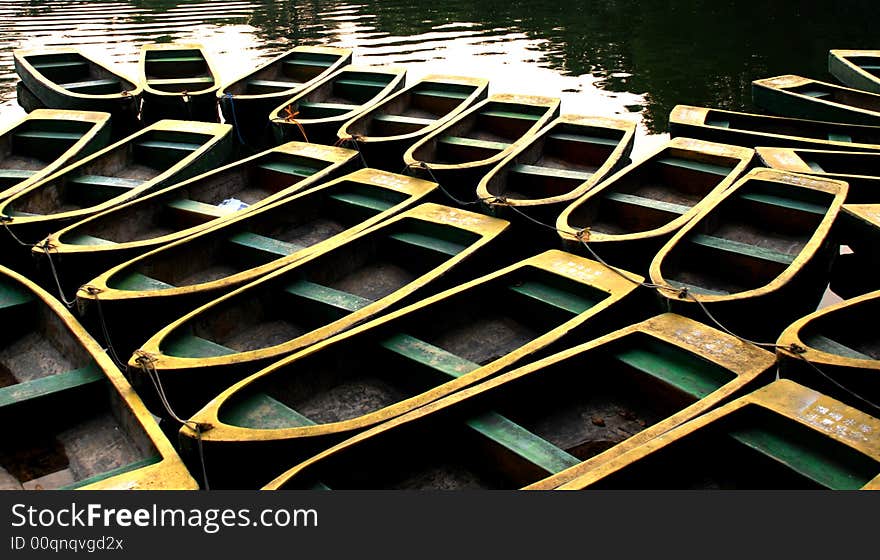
[676,286,689,299]
[784,343,808,355]
[83,285,103,296]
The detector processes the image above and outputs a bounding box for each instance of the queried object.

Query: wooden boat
[649,168,847,342]
[0,120,234,266]
[752,74,880,126]
[218,46,353,148]
[776,289,880,411]
[756,146,880,203]
[0,109,112,202]
[261,313,776,490]
[403,94,561,201]
[555,137,753,274]
[128,203,510,419]
[836,204,880,266]
[828,249,879,300]
[16,81,46,113]
[0,264,196,490]
[476,114,636,225]
[75,168,438,363]
[337,75,490,171]
[550,379,880,490]
[668,104,880,152]
[139,42,221,124]
[269,65,407,145]
[34,142,361,298]
[829,49,880,95]
[13,47,141,137]
[175,250,647,488]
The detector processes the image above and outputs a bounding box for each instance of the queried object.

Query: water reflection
[1,0,877,151]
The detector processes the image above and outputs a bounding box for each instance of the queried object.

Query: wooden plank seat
[67,174,144,200]
[12,130,84,155]
[737,192,828,215]
[0,169,37,181]
[800,89,832,98]
[147,56,205,63]
[58,78,121,94]
[226,231,305,259]
[860,64,880,71]
[705,118,731,128]
[32,60,89,72]
[602,192,692,215]
[284,58,335,69]
[546,132,621,147]
[371,114,435,127]
[611,342,733,400]
[333,78,390,97]
[802,334,874,360]
[327,191,396,213]
[246,79,301,93]
[380,333,481,379]
[804,160,826,173]
[509,163,594,182]
[479,109,542,121]
[163,333,235,358]
[223,393,315,429]
[437,135,511,152]
[688,233,796,266]
[0,364,103,408]
[413,88,471,100]
[166,198,236,220]
[827,132,853,142]
[112,272,175,291]
[655,157,733,177]
[386,231,468,257]
[145,77,214,87]
[13,130,83,142]
[295,101,359,117]
[64,233,116,246]
[257,161,320,179]
[0,284,35,311]
[61,456,162,490]
[507,280,598,315]
[283,279,373,313]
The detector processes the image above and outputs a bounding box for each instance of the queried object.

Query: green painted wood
[613,339,735,400]
[223,392,315,429]
[0,364,103,408]
[257,161,319,178]
[147,56,205,64]
[0,169,37,181]
[32,60,88,72]
[546,132,621,147]
[112,272,175,291]
[827,132,853,142]
[334,78,389,97]
[296,101,358,117]
[13,130,83,142]
[438,135,511,152]
[413,88,471,100]
[705,118,731,128]
[328,190,395,213]
[387,231,467,257]
[163,333,235,358]
[466,411,581,474]
[689,234,796,265]
[166,198,234,219]
[283,58,334,69]
[665,279,729,296]
[135,140,203,153]
[68,174,143,190]
[59,79,121,94]
[246,79,300,92]
[227,231,305,258]
[803,334,874,360]
[146,77,214,87]
[372,114,435,127]
[805,160,826,172]
[656,157,733,176]
[61,455,163,490]
[479,110,541,121]
[64,233,116,246]
[380,333,480,379]
[510,163,594,182]
[508,279,599,315]
[283,279,373,312]
[738,192,828,215]
[801,89,831,99]
[603,191,691,215]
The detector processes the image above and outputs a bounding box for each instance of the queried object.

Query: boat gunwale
[756,145,880,182]
[841,203,880,229]
[178,249,643,444]
[139,41,222,97]
[752,74,880,122]
[549,378,880,490]
[259,312,777,490]
[648,167,848,304]
[476,113,638,208]
[828,49,880,92]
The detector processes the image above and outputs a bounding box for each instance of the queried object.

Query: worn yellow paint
[262,313,776,490]
[829,49,880,94]
[552,379,880,490]
[842,203,880,230]
[753,74,880,123]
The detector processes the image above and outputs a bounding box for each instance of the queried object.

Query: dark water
[1,0,878,154]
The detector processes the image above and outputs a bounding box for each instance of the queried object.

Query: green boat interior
[288,71,398,120]
[845,56,880,78]
[238,51,343,95]
[59,150,340,245]
[800,297,880,361]
[216,264,610,430]
[786,149,880,176]
[106,180,411,290]
[564,150,740,234]
[660,178,834,295]
[144,49,214,93]
[26,51,133,94]
[159,216,484,356]
[580,405,878,490]
[356,82,478,137]
[270,330,742,490]
[0,278,158,490]
[4,129,215,216]
[789,82,880,113]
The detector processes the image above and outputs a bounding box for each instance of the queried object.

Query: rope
[270,105,309,143]
[403,163,880,411]
[82,285,127,369]
[222,93,248,146]
[35,240,78,309]
[180,90,194,120]
[134,350,213,490]
[334,134,369,168]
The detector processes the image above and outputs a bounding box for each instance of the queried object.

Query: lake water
[1,0,877,156]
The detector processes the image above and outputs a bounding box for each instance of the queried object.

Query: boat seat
[371,114,435,127]
[222,393,315,429]
[134,140,202,167]
[705,119,731,128]
[63,233,116,246]
[827,132,852,143]
[612,342,733,400]
[509,163,594,182]
[466,411,582,475]
[112,272,175,291]
[67,174,144,200]
[737,192,827,215]
[479,109,542,121]
[227,231,305,259]
[13,130,83,142]
[147,56,205,64]
[328,190,396,213]
[0,283,35,311]
[380,333,481,379]
[32,60,89,72]
[59,78,121,94]
[12,130,84,156]
[802,334,874,361]
[546,132,621,147]
[804,160,825,173]
[163,333,235,358]
[284,58,334,69]
[413,88,471,101]
[507,279,598,315]
[437,135,511,152]
[860,64,880,71]
[688,233,796,266]
[295,101,359,117]
[246,79,301,93]
[655,157,733,177]
[145,77,215,88]
[0,169,37,182]
[61,455,162,490]
[166,198,236,221]
[0,364,102,409]
[283,279,373,313]
[386,231,468,257]
[800,89,831,99]
[334,78,390,97]
[257,161,320,179]
[603,192,692,215]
